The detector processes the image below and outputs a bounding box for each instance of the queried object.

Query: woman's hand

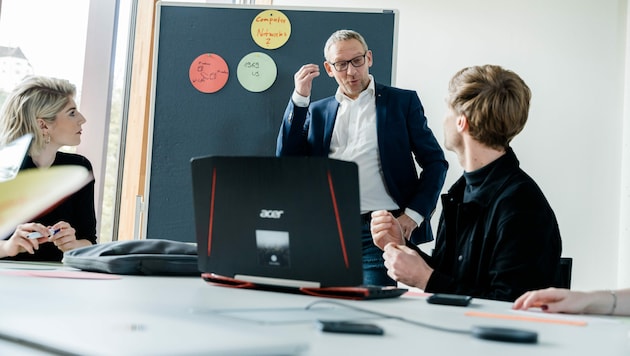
[48,221,92,252]
[0,223,50,258]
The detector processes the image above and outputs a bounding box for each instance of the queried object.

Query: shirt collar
[335,75,375,103]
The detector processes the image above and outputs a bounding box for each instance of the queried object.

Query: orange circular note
[189,53,229,93]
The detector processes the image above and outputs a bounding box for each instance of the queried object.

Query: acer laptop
[190,156,406,300]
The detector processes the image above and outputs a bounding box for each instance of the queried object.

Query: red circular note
[189,53,229,93]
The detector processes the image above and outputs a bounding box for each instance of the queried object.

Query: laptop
[190,156,407,300]
[0,133,32,182]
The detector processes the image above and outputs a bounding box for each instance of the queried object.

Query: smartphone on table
[426,293,472,306]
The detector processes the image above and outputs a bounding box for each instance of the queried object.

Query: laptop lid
[190,156,363,288]
[0,133,32,182]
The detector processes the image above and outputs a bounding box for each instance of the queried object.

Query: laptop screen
[0,133,32,182]
[190,156,363,288]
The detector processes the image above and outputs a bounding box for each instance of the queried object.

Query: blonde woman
[0,76,96,261]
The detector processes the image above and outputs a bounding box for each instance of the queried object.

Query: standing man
[371,65,562,301]
[276,29,448,286]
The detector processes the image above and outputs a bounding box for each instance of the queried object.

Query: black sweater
[7,152,97,261]
[412,148,562,302]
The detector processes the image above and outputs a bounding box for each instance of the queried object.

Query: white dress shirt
[291,76,424,226]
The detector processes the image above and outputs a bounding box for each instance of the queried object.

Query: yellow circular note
[251,10,291,50]
[237,52,277,93]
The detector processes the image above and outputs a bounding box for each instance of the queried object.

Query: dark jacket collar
[448,147,520,207]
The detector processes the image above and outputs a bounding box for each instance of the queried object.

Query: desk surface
[0,261,628,355]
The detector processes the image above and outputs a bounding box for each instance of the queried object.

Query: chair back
[557,257,573,289]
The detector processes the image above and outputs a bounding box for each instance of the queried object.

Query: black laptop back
[190,156,363,288]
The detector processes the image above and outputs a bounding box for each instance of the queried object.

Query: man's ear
[366,49,373,68]
[456,114,469,133]
[323,61,335,77]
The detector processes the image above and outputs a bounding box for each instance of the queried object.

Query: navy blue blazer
[276,83,448,244]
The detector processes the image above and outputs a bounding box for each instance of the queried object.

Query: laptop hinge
[235,274,321,288]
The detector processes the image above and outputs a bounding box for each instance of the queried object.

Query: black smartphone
[426,293,472,306]
[316,320,384,335]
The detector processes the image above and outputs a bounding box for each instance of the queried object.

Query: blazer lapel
[323,99,340,151]
[375,83,388,131]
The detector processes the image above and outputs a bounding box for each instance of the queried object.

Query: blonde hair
[447,65,531,149]
[0,75,76,155]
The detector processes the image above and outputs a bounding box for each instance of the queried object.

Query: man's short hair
[324,29,369,62]
[447,65,531,149]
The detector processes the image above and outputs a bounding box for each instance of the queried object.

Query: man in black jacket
[370,65,562,302]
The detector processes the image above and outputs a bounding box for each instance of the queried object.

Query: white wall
[274,0,629,291]
[619,1,630,288]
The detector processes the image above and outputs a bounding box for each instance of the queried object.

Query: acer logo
[260,209,284,219]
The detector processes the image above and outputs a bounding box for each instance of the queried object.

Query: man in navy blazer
[276,29,447,286]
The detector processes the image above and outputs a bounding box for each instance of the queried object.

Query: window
[1,0,272,243]
[0,0,88,110]
[0,0,128,243]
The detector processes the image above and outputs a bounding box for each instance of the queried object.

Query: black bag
[62,239,200,276]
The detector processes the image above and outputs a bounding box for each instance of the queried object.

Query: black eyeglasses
[329,52,367,72]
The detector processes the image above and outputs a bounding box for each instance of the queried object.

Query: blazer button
[288,112,293,123]
[458,255,463,261]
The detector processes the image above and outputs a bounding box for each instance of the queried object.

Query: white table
[0,261,628,355]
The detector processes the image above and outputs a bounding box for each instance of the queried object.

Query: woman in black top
[0,76,97,260]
